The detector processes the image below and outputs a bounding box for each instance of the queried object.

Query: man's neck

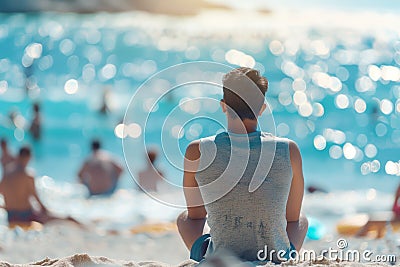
[227,118,258,134]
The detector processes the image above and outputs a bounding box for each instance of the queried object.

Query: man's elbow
[286,211,301,222]
[187,209,207,220]
[188,214,207,220]
[287,215,300,222]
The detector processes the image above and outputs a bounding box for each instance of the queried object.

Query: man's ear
[220,99,227,113]
[258,103,267,116]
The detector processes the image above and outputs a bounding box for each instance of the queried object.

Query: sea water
[0,5,399,232]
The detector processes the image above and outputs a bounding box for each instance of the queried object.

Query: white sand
[0,222,398,267]
[0,222,188,265]
[0,190,398,266]
[4,254,393,267]
[5,254,196,267]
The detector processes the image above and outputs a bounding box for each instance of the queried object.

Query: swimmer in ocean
[78,139,123,196]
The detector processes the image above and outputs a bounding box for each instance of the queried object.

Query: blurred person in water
[177,67,307,263]
[29,102,41,141]
[1,138,15,171]
[0,146,78,225]
[78,139,123,196]
[138,148,164,192]
[99,86,111,115]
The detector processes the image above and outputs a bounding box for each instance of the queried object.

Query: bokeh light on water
[0,9,399,194]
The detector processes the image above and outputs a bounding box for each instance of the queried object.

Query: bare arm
[183,140,207,219]
[286,141,304,222]
[112,160,123,178]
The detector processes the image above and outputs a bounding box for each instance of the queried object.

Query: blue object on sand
[306,217,325,240]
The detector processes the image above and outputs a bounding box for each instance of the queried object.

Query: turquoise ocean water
[0,3,399,232]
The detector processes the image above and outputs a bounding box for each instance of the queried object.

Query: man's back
[79,151,122,195]
[195,131,292,261]
[0,164,35,211]
[177,67,307,263]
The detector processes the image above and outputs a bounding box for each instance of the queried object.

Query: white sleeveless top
[195,131,292,261]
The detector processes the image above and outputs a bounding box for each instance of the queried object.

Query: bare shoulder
[287,139,301,158]
[274,137,301,156]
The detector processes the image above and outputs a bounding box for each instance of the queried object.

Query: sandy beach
[0,222,189,266]
[0,186,397,266]
[0,222,397,267]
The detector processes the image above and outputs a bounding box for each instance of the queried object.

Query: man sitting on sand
[177,68,308,263]
[1,138,15,171]
[138,149,164,192]
[78,140,123,196]
[0,146,57,225]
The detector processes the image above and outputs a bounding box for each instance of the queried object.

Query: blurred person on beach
[0,146,78,226]
[1,138,15,171]
[29,103,41,140]
[99,86,111,115]
[138,148,164,192]
[177,68,307,263]
[393,183,400,219]
[78,139,123,196]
